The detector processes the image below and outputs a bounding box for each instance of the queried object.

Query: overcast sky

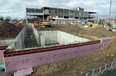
[0,0,115,19]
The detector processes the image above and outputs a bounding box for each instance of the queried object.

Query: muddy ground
[30,25,116,76]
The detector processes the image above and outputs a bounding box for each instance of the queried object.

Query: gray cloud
[0,0,115,18]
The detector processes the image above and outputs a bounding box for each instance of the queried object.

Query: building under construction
[1,6,116,76]
[26,7,96,24]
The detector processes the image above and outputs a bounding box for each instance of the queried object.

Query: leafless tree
[0,16,4,21]
[5,16,12,22]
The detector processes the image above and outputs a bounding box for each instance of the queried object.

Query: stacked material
[0,22,22,38]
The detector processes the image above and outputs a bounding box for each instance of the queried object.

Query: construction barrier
[83,60,116,76]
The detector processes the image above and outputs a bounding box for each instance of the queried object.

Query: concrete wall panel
[34,30,90,46]
[39,31,58,45]
[8,25,27,50]
[32,24,40,46]
[57,31,90,45]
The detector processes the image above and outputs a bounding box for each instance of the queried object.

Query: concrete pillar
[43,8,44,21]
[25,15,28,25]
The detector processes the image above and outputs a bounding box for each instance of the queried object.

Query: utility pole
[109,0,112,23]
[25,8,28,24]
[43,7,44,22]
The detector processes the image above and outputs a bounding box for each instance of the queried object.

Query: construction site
[0,6,116,76]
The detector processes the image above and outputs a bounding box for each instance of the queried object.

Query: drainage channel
[24,25,38,48]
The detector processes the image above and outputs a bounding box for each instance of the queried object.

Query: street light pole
[109,0,112,23]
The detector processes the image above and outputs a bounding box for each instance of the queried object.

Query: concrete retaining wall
[4,38,112,73]
[7,25,27,50]
[15,25,26,49]
[32,24,40,46]
[57,31,90,45]
[32,29,90,46]
[39,31,58,45]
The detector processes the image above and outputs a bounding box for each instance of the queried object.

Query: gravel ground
[30,25,116,76]
[30,38,116,76]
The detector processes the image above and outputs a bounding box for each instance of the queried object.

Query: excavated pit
[31,30,91,49]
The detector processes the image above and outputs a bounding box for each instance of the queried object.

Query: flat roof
[26,6,96,13]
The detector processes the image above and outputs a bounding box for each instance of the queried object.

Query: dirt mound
[56,25,83,35]
[38,25,115,38]
[38,25,83,35]
[31,38,116,76]
[80,27,115,38]
[0,22,22,38]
